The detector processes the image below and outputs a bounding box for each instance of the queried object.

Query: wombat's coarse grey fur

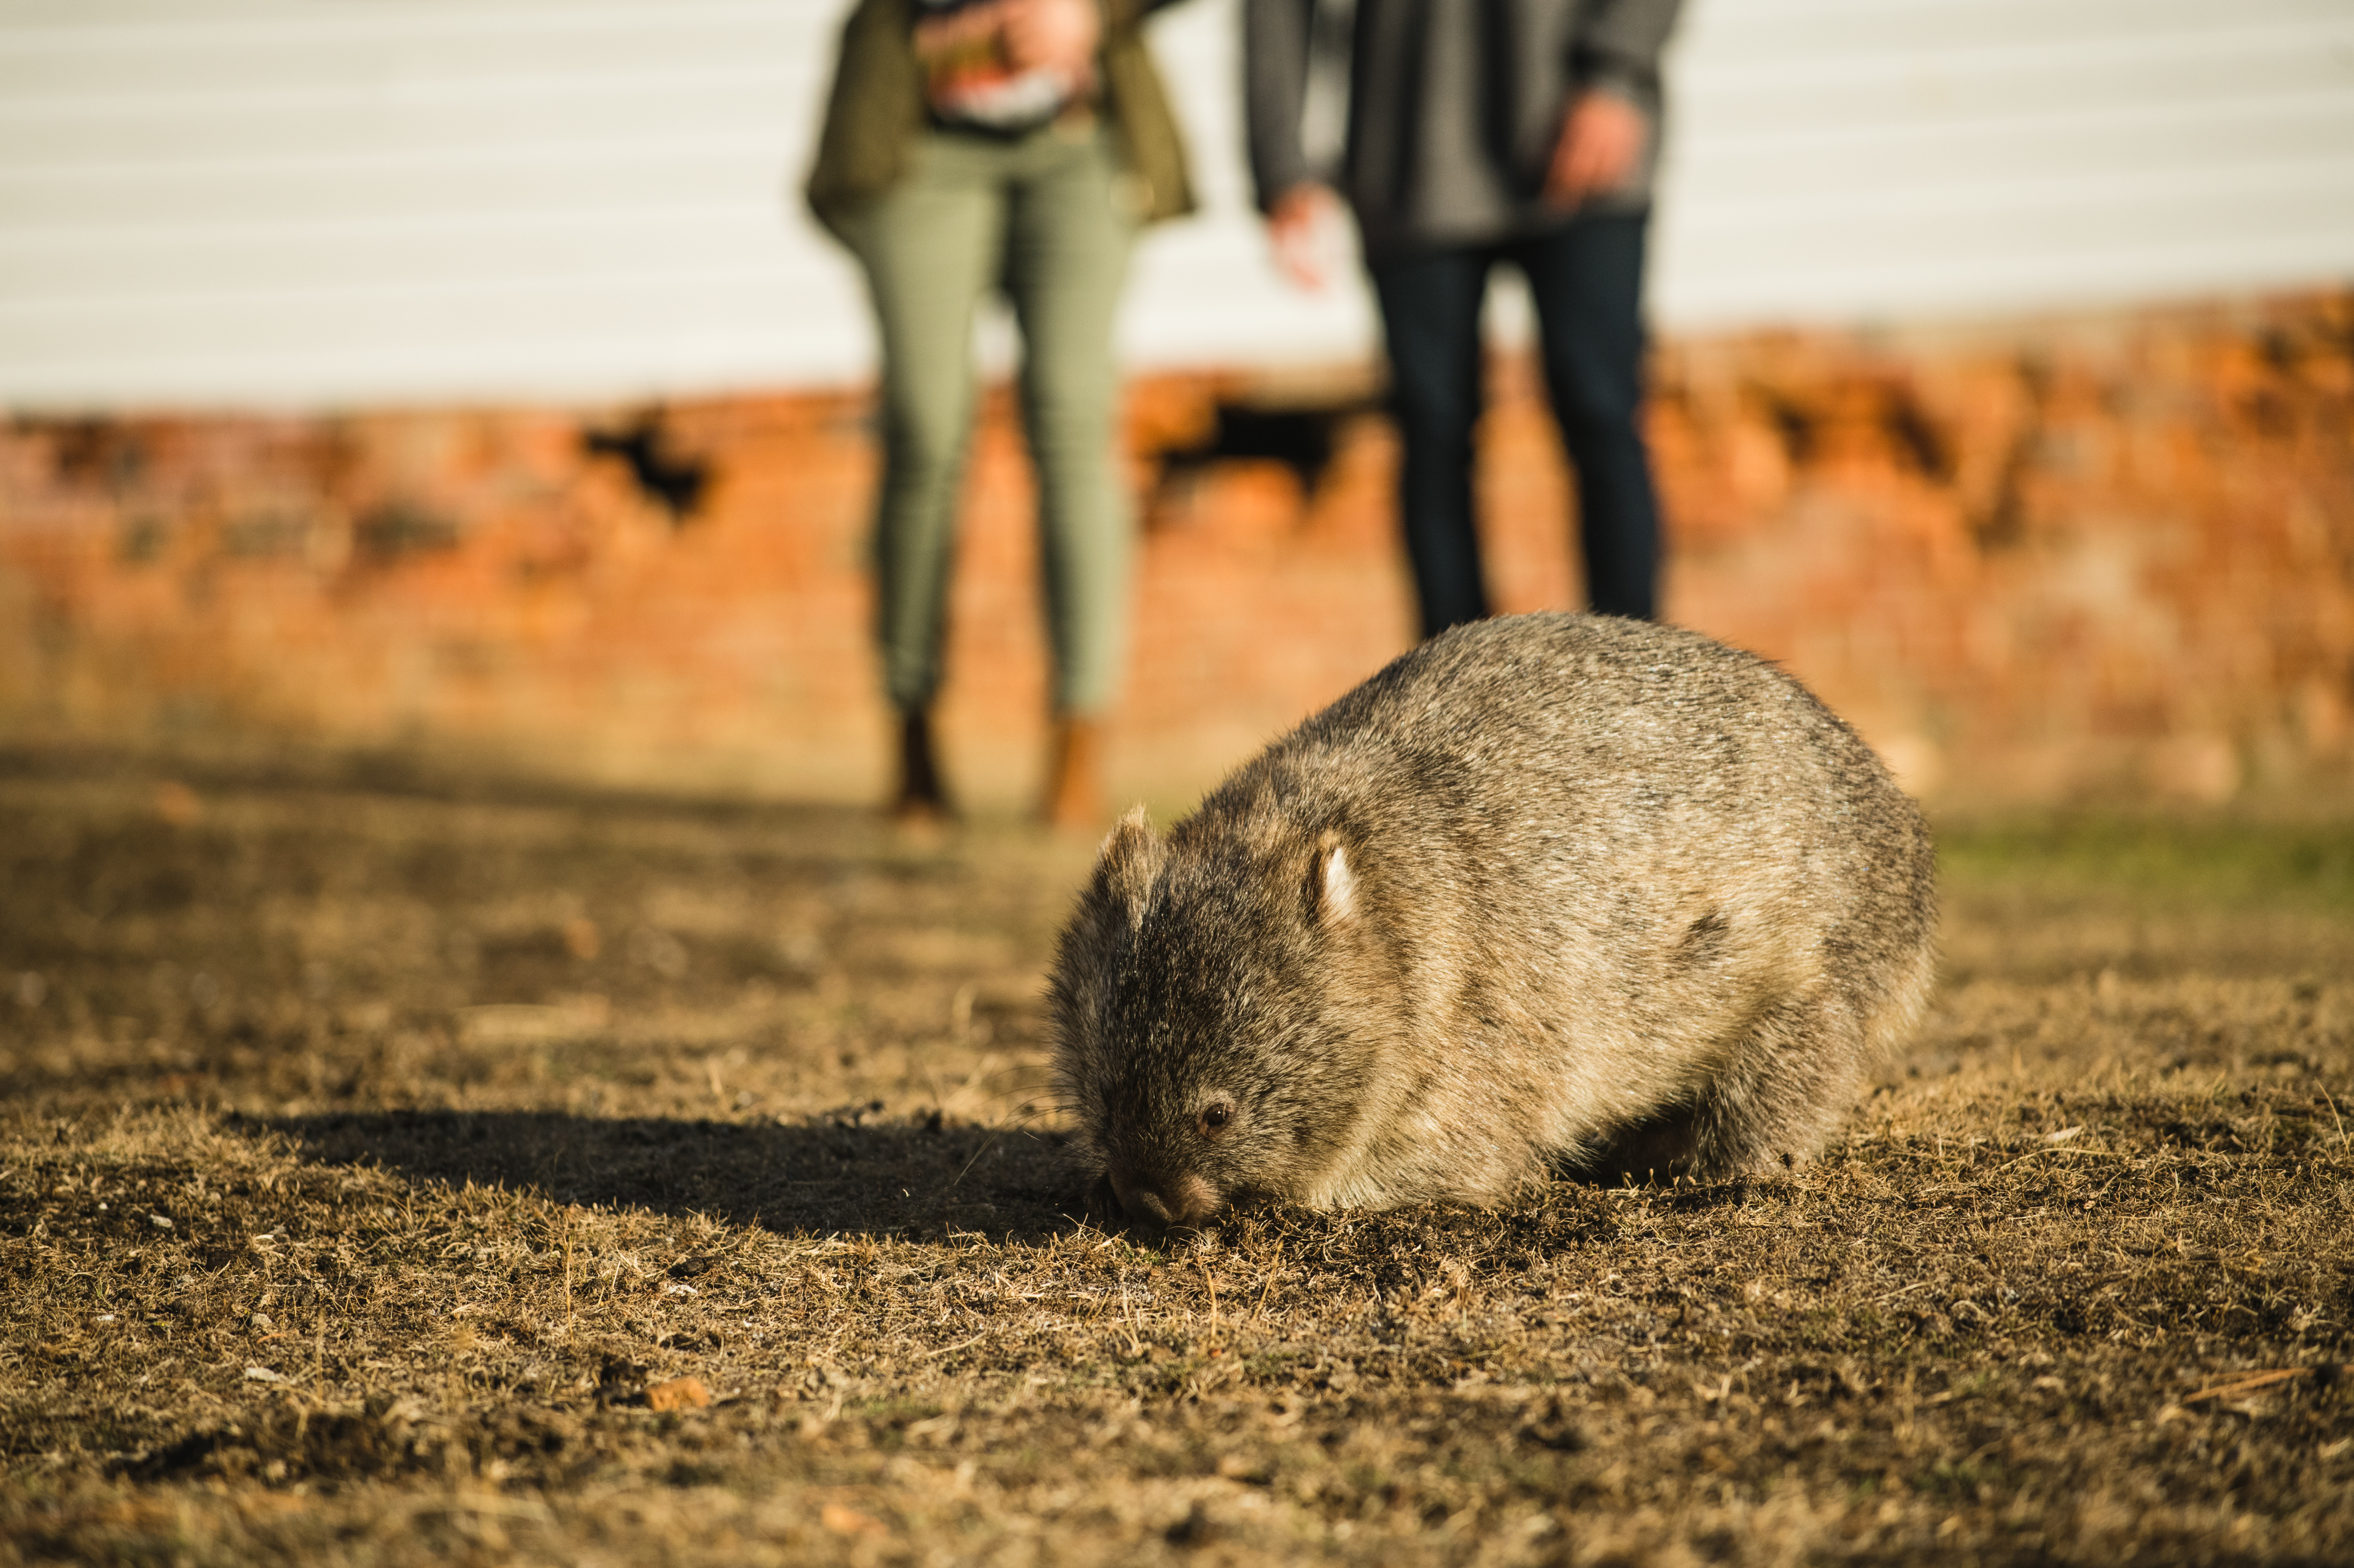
[1049,613,1936,1225]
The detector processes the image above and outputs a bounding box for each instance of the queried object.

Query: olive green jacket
[805,0,1196,237]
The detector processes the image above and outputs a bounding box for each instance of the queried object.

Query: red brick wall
[3,290,2349,811]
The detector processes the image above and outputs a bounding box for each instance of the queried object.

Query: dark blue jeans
[1368,211,1660,636]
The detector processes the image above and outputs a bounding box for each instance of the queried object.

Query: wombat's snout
[1108,1168,1220,1227]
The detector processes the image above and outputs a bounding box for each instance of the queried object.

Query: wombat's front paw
[1078,1173,1126,1227]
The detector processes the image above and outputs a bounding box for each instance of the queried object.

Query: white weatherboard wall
[1,0,2350,410]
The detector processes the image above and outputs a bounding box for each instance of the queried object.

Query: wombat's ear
[1094,805,1162,930]
[1309,829,1358,928]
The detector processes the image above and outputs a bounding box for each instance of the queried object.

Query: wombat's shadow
[256,1109,1085,1243]
[253,1108,1762,1246]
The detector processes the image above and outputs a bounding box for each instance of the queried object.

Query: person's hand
[999,0,1101,76]
[1544,90,1646,209]
[1268,182,1342,290]
[912,0,996,60]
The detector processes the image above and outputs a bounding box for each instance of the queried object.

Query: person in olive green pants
[806,0,1195,830]
[835,123,1136,822]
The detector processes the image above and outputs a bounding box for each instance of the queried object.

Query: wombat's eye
[1199,1101,1234,1136]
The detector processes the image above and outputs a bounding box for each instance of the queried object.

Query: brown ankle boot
[1040,715,1106,833]
[890,709,952,826]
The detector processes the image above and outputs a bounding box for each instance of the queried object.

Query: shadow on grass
[257,1109,1766,1252]
[0,740,884,835]
[258,1108,1084,1243]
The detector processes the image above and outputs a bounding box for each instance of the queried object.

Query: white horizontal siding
[1650,0,2354,326]
[0,0,2348,408]
[0,0,862,406]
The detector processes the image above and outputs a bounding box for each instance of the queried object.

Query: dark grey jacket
[1245,0,1683,255]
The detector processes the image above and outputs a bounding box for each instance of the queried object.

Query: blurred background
[3,0,2351,811]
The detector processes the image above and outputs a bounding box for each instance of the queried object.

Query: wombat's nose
[1110,1171,1220,1227]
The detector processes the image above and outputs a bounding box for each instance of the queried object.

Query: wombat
[1049,613,1935,1224]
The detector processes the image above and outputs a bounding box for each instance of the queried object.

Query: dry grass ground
[2,751,2350,1567]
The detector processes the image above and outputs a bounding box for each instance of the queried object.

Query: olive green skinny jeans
[839,122,1139,717]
